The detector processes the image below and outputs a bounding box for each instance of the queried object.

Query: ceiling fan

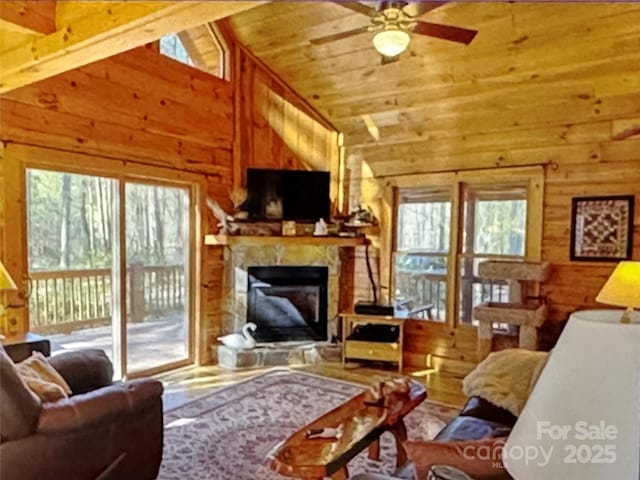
[310,1,477,62]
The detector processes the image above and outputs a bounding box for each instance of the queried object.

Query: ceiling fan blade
[413,20,478,44]
[403,1,448,18]
[381,55,400,65]
[309,25,371,45]
[332,1,379,17]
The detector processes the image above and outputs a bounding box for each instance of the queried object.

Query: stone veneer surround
[222,244,341,341]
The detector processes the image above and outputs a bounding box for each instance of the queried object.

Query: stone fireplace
[222,243,341,344]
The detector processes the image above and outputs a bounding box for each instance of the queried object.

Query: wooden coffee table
[268,380,427,480]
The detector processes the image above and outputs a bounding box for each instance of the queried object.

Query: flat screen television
[245,168,330,222]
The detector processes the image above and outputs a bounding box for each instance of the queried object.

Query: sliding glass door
[27,170,118,366]
[125,182,190,374]
[26,168,193,377]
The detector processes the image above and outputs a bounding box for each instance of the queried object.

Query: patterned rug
[159,369,457,480]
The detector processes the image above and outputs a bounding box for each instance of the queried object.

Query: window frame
[158,22,230,81]
[393,188,452,321]
[458,182,530,325]
[206,22,230,81]
[386,166,544,329]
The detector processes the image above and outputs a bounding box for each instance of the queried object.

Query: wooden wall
[0,42,339,363]
[346,152,640,378]
[0,45,235,183]
[542,149,640,324]
[1,45,234,361]
[0,148,5,308]
[0,1,56,34]
[387,135,640,375]
[360,68,640,376]
[5,2,636,376]
[181,2,640,374]
[331,2,640,375]
[233,45,341,210]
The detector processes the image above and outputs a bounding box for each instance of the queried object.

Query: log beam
[0,1,56,34]
[0,1,261,93]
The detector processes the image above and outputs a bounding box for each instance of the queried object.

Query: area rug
[159,369,457,480]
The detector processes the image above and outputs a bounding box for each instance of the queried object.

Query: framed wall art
[570,195,634,261]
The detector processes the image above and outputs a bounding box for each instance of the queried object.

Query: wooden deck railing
[395,271,509,323]
[29,265,185,335]
[395,270,447,321]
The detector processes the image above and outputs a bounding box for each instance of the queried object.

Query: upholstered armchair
[348,349,549,480]
[0,347,164,480]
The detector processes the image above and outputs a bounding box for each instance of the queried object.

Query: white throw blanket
[463,348,548,416]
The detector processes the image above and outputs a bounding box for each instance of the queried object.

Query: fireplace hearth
[247,266,328,343]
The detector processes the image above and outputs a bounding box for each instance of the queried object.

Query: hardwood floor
[157,362,467,412]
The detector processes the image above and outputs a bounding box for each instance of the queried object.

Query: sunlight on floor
[157,363,466,412]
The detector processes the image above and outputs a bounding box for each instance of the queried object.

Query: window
[159,23,229,80]
[160,33,194,67]
[459,183,527,325]
[391,168,543,326]
[394,188,451,321]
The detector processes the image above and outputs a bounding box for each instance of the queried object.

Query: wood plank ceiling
[225,1,640,178]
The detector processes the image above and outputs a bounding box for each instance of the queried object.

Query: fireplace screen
[247,266,328,342]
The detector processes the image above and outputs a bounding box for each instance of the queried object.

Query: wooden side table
[1,332,51,362]
[341,313,404,372]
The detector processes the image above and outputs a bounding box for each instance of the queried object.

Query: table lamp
[503,309,640,479]
[0,259,18,337]
[596,260,640,323]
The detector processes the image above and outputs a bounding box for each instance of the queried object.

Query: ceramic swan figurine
[217,323,257,350]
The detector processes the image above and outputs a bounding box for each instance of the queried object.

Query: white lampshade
[372,27,410,57]
[503,309,640,479]
[0,259,17,291]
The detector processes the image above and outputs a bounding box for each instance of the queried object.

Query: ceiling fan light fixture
[372,26,410,57]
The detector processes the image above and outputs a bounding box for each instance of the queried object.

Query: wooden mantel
[204,234,367,247]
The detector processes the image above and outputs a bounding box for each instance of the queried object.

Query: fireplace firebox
[247,266,328,342]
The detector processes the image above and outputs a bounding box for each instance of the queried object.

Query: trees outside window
[27,171,187,271]
[459,184,527,325]
[27,170,114,271]
[394,189,451,321]
[25,168,193,377]
[392,169,543,327]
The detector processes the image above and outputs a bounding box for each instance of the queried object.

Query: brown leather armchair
[0,347,164,480]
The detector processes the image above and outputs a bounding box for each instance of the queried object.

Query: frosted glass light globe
[373,27,410,57]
